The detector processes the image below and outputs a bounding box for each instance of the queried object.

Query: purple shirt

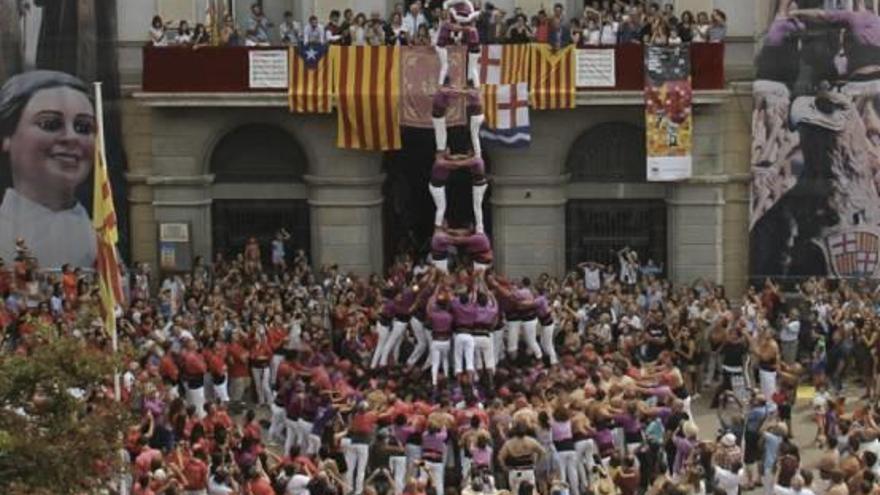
[461,232,491,255]
[422,428,448,458]
[451,298,477,327]
[380,300,396,321]
[394,290,416,318]
[551,420,573,442]
[431,231,453,256]
[473,302,497,328]
[428,304,454,337]
[535,295,550,319]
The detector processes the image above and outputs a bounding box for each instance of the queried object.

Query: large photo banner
[0,0,128,269]
[644,46,693,182]
[750,0,880,280]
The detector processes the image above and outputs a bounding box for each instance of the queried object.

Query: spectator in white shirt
[150,15,172,46]
[350,13,368,46]
[303,16,326,45]
[245,2,273,46]
[780,309,801,364]
[279,11,301,45]
[584,18,601,46]
[715,463,747,495]
[599,16,619,45]
[175,20,193,45]
[402,0,428,39]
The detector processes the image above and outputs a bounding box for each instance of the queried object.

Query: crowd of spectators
[5,231,880,495]
[148,1,727,50]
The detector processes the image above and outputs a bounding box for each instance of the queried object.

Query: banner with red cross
[819,229,880,277]
[480,82,530,147]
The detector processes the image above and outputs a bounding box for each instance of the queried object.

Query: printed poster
[644,46,693,182]
[750,4,880,280]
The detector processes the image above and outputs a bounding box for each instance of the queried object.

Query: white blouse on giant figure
[0,188,97,268]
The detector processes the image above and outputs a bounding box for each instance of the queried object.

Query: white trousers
[269,403,287,444]
[558,450,581,495]
[493,327,506,364]
[251,366,271,405]
[284,418,298,456]
[759,369,777,402]
[407,317,430,366]
[270,353,285,386]
[426,460,445,495]
[541,322,558,365]
[506,320,523,355]
[380,320,407,367]
[454,333,476,375]
[344,441,370,495]
[185,383,206,419]
[298,419,320,455]
[390,455,407,495]
[431,340,451,385]
[509,468,536,495]
[472,182,487,233]
[575,438,596,487]
[473,334,496,371]
[429,184,447,227]
[508,318,542,359]
[370,323,390,369]
[211,374,230,403]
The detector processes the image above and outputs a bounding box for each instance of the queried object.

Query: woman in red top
[226,330,250,406]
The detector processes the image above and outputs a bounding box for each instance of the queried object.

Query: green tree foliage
[0,333,131,494]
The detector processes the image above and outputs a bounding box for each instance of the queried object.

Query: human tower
[429,0,493,272]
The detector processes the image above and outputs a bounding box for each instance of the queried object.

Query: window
[566,200,666,270]
[210,124,306,183]
[566,122,646,182]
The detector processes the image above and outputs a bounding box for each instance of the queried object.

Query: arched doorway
[565,122,667,270]
[209,124,311,264]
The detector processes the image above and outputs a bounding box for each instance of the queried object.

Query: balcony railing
[142,44,725,94]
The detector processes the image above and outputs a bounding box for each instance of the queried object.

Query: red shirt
[159,354,179,382]
[204,345,228,376]
[350,411,379,435]
[268,325,287,351]
[248,478,275,495]
[251,340,273,364]
[182,457,208,489]
[227,342,250,378]
[182,350,207,377]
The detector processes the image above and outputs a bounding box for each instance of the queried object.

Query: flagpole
[94,81,121,402]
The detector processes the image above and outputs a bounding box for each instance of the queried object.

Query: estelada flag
[289,43,333,113]
[529,44,576,110]
[333,45,402,150]
[478,44,529,85]
[92,83,124,336]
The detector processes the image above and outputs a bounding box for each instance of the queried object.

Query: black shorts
[744,431,760,464]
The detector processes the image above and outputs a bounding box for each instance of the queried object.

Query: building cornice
[132,89,735,108]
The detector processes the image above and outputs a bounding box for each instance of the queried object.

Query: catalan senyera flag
[92,83,124,338]
[478,44,530,85]
[289,44,333,113]
[333,45,402,151]
[529,44,576,110]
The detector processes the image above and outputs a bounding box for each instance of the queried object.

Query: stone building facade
[119,0,765,296]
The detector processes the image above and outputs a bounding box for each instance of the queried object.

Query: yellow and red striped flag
[289,44,333,113]
[332,45,401,151]
[478,44,530,85]
[529,43,576,110]
[92,83,124,340]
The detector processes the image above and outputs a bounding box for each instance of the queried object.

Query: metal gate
[565,200,667,271]
[212,200,310,265]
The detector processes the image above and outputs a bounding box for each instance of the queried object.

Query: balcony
[137,44,727,107]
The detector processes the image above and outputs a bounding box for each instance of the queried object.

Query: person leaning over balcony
[693,11,710,42]
[220,14,241,46]
[0,70,97,269]
[303,16,326,46]
[150,15,174,46]
[708,9,727,42]
[506,14,533,43]
[279,11,302,45]
[175,20,193,45]
[245,2,272,46]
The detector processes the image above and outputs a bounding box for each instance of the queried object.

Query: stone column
[304,173,385,275]
[491,174,568,278]
[666,184,725,285]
